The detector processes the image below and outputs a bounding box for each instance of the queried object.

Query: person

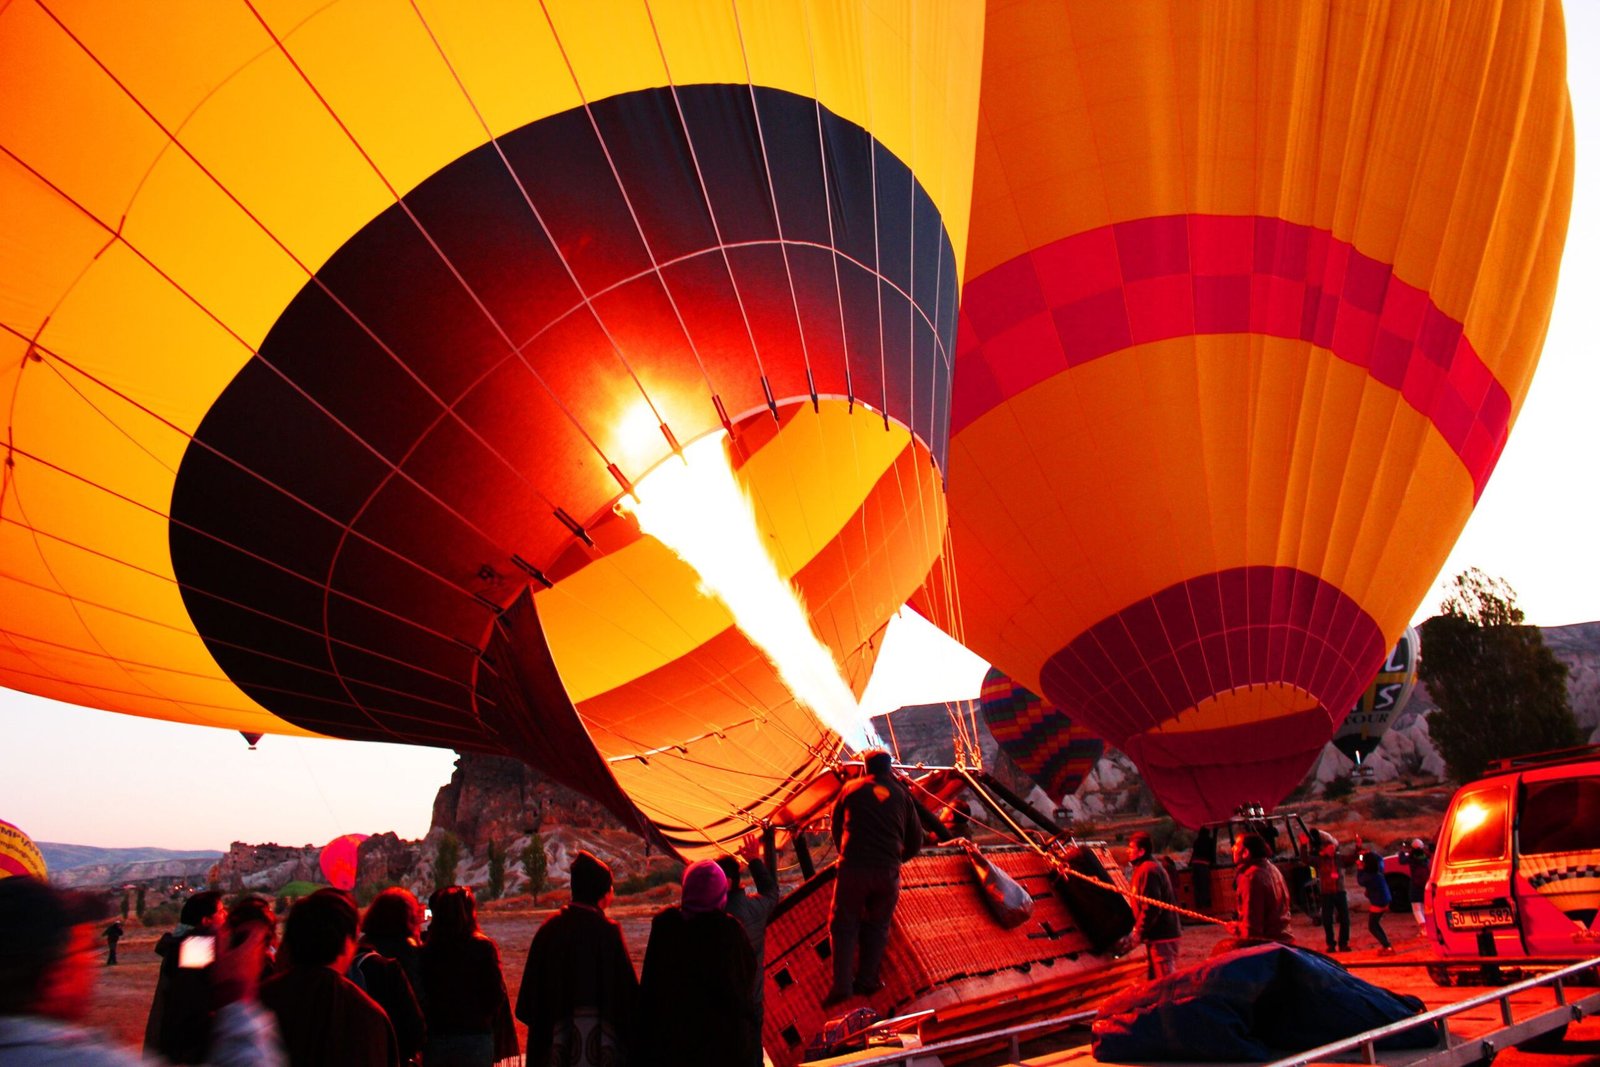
[419,886,516,1067]
[103,919,124,966]
[145,889,229,1063]
[823,749,924,1006]
[259,889,398,1067]
[0,875,282,1066]
[1306,829,1350,954]
[356,888,426,1065]
[1356,850,1394,954]
[1188,826,1216,909]
[1405,838,1431,927]
[1127,831,1182,979]
[226,897,280,983]
[638,860,759,1067]
[516,851,638,1067]
[1230,832,1293,946]
[718,839,781,1064]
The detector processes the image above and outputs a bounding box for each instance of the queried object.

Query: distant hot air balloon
[1333,627,1420,765]
[978,668,1104,802]
[917,0,1572,826]
[0,819,47,881]
[319,834,369,892]
[239,732,263,751]
[0,4,983,859]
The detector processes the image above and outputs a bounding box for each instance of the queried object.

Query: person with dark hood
[0,876,282,1067]
[1127,831,1182,979]
[516,851,638,1067]
[145,889,228,1063]
[259,889,397,1067]
[822,749,923,1006]
[717,839,780,1065]
[639,860,759,1067]
[419,886,516,1067]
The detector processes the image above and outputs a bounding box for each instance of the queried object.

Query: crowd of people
[0,843,786,1067]
[1125,824,1435,971]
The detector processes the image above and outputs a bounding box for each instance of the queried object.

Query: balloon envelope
[917,0,1572,825]
[0,4,983,858]
[319,834,369,892]
[0,819,47,881]
[978,668,1104,802]
[1333,627,1420,765]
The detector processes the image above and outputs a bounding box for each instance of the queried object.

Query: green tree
[519,835,548,900]
[1418,569,1579,782]
[434,832,461,893]
[135,886,146,919]
[486,838,505,901]
[121,891,131,920]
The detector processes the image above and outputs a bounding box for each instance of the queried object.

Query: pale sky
[2,8,1597,852]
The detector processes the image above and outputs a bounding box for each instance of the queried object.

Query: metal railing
[811,1006,1097,1066]
[1265,954,1600,1067]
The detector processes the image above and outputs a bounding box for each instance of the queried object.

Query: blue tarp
[1091,944,1442,1062]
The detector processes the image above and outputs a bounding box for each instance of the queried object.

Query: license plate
[1447,907,1514,930]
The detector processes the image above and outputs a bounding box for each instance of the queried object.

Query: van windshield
[1446,785,1509,864]
[1521,776,1600,855]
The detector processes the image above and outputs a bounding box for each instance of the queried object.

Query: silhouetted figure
[639,861,759,1067]
[227,896,280,983]
[516,851,638,1067]
[1188,827,1216,909]
[260,889,398,1067]
[419,886,516,1067]
[718,841,781,1065]
[102,919,123,966]
[145,889,227,1063]
[357,888,426,1066]
[823,749,923,1006]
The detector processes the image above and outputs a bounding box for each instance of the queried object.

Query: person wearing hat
[639,860,759,1066]
[1127,832,1182,979]
[515,851,638,1067]
[0,876,282,1066]
[822,749,924,1007]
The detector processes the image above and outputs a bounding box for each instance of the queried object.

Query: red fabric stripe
[954,215,1511,498]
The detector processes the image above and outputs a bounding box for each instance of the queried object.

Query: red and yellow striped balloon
[919,0,1573,826]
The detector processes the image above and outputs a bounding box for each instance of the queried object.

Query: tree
[1417,568,1579,782]
[135,886,146,919]
[434,832,461,893]
[520,835,548,900]
[486,838,505,901]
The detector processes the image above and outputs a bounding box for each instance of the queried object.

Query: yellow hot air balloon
[0,2,982,857]
[917,0,1573,826]
[0,819,47,880]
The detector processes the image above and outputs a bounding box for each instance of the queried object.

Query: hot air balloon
[0,4,982,858]
[319,833,369,892]
[1332,626,1420,765]
[0,819,47,880]
[978,667,1104,802]
[916,1,1572,826]
[239,732,264,751]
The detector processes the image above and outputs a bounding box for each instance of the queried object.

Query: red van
[1425,744,1600,979]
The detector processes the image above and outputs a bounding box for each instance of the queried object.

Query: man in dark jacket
[145,890,227,1063]
[1128,831,1182,978]
[259,890,398,1067]
[516,851,638,1067]
[718,840,781,1064]
[823,749,924,1006]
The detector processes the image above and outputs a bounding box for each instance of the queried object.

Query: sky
[2,8,1597,852]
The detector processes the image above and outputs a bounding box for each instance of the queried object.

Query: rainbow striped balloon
[979,668,1105,803]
